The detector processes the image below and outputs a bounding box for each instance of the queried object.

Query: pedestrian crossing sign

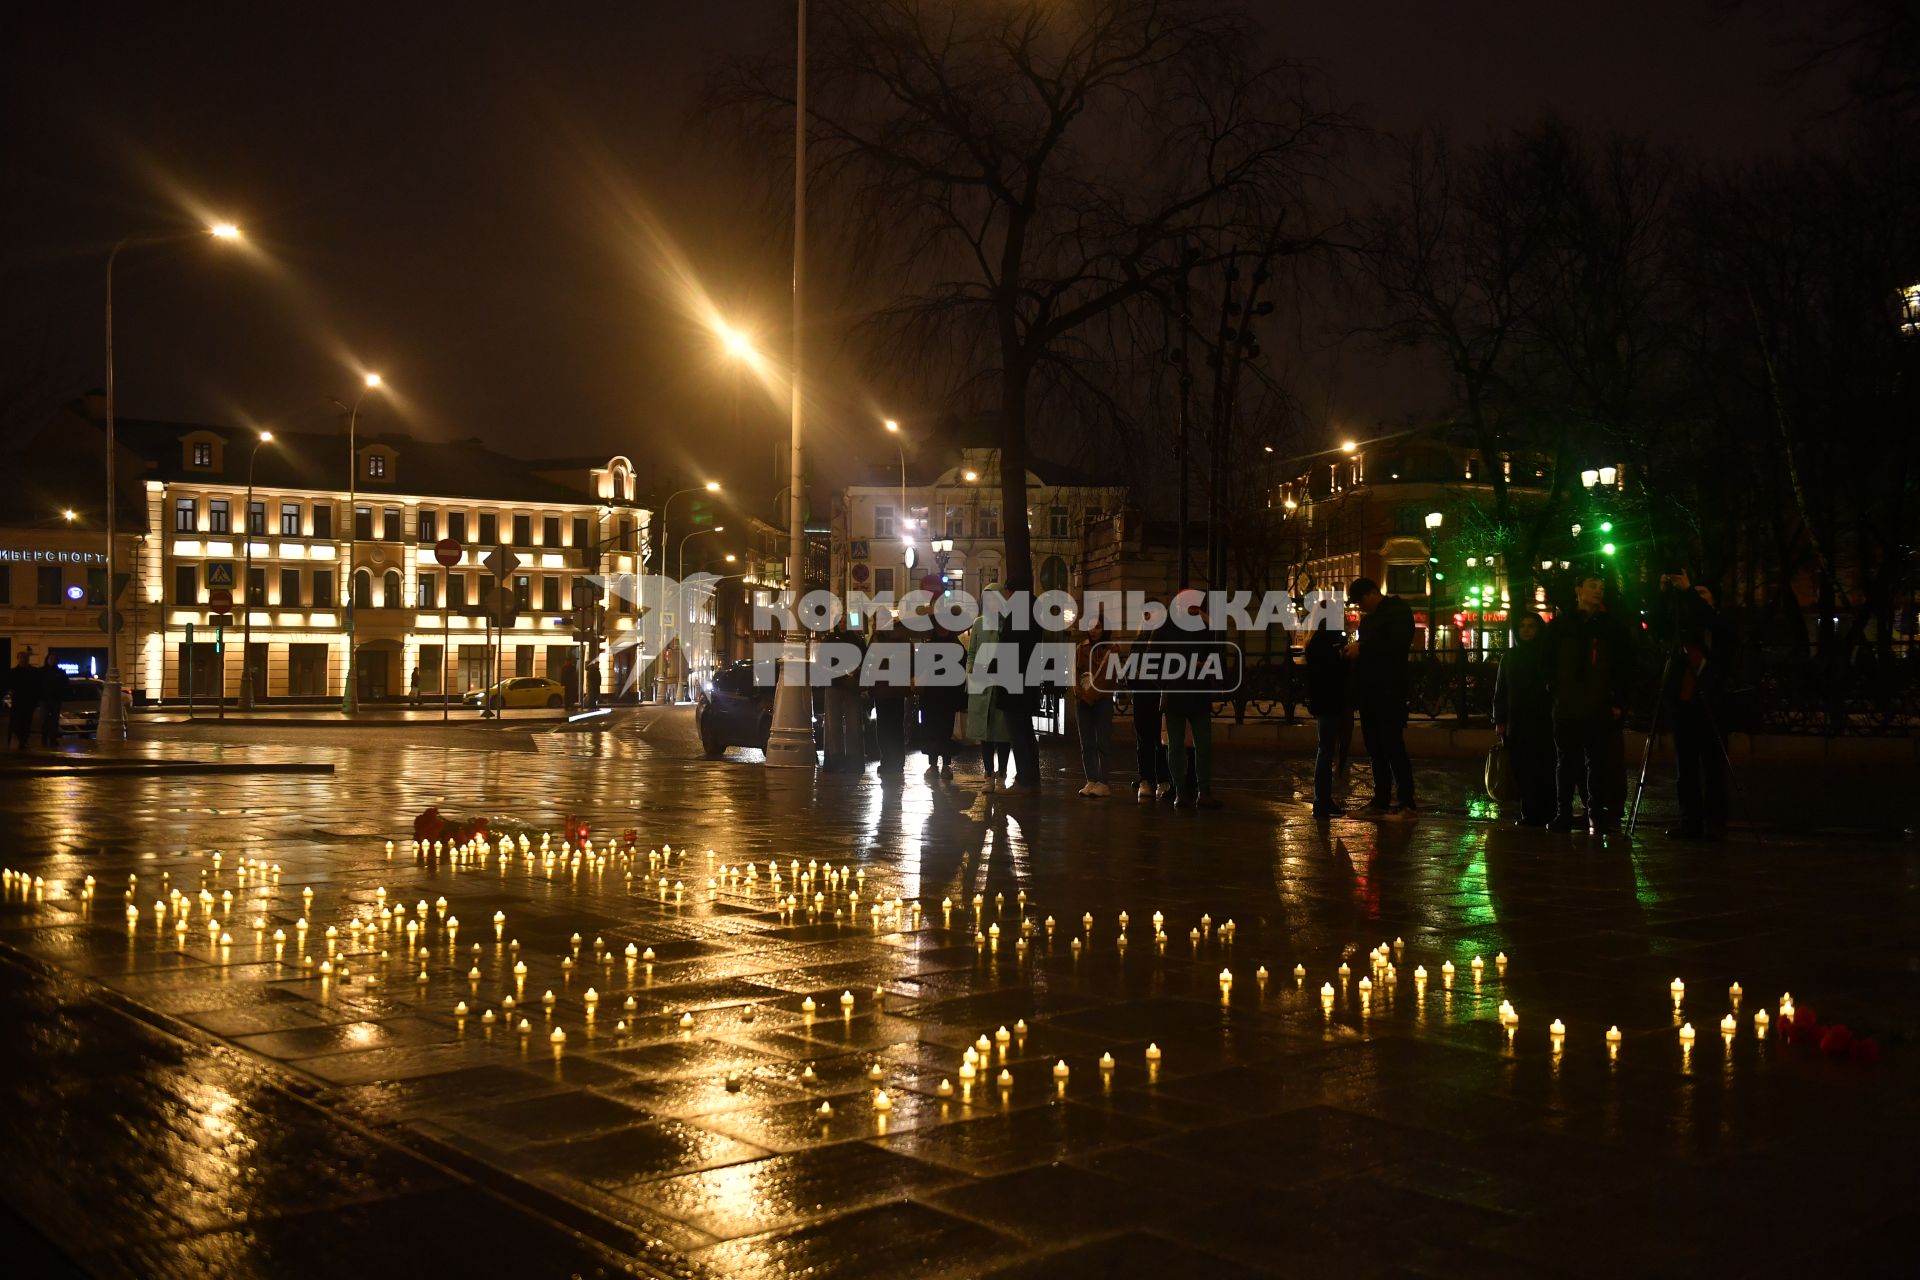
[206,561,235,588]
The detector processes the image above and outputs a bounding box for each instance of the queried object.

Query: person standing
[560,658,580,711]
[1304,616,1348,819]
[965,586,1012,790]
[1547,572,1634,833]
[409,665,422,707]
[1073,610,1115,797]
[917,613,965,780]
[1345,578,1416,818]
[1492,610,1555,826]
[7,651,38,749]
[870,613,911,777]
[1130,607,1172,801]
[38,654,69,747]
[1161,588,1223,809]
[823,618,867,773]
[1658,567,1729,839]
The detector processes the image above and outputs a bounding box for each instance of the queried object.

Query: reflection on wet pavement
[0,723,1914,1276]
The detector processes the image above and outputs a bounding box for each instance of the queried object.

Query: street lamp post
[239,430,276,710]
[656,480,722,589]
[675,525,725,700]
[99,222,244,739]
[765,0,815,769]
[339,373,383,715]
[884,418,907,524]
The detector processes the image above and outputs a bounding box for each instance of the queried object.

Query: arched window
[383,570,402,608]
[353,570,373,609]
[1038,556,1069,594]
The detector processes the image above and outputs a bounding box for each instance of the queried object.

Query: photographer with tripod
[1655,567,1730,839]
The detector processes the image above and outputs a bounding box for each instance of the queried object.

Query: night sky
[1,1,1839,516]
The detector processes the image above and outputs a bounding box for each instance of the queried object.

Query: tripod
[1627,650,1734,838]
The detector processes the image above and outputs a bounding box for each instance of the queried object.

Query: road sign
[209,587,234,613]
[571,579,598,610]
[206,561,235,588]
[434,537,464,567]
[851,563,870,584]
[849,540,869,559]
[210,613,234,627]
[97,609,123,634]
[484,585,519,626]
[482,546,520,579]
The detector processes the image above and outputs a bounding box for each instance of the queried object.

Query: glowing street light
[717,322,756,363]
[210,222,243,241]
[1340,440,1358,454]
[62,509,77,523]
[963,470,979,483]
[882,418,908,536]
[1424,511,1443,530]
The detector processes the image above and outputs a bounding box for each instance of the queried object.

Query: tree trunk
[998,360,1035,593]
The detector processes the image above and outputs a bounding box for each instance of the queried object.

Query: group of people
[809,565,1728,840]
[6,650,71,749]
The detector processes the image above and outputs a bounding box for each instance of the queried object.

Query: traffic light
[689,498,716,529]
[1601,543,1617,557]
[1599,520,1613,533]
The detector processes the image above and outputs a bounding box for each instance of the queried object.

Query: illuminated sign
[0,548,108,565]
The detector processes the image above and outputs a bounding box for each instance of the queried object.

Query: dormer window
[191,443,213,467]
[367,454,386,479]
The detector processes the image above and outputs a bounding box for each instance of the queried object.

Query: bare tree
[721,0,1344,589]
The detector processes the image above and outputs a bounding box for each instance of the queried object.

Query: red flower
[1819,1025,1854,1057]
[413,806,447,844]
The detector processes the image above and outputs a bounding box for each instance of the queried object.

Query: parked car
[460,676,565,710]
[695,660,824,757]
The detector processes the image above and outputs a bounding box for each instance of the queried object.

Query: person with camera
[1344,577,1417,819]
[1657,567,1729,839]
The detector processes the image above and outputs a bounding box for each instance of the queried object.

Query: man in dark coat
[1657,567,1729,839]
[1492,610,1555,826]
[37,654,70,746]
[1547,572,1634,833]
[7,651,38,749]
[1344,578,1417,817]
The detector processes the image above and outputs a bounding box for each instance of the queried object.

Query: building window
[0,571,9,604]
[571,516,589,549]
[479,513,498,545]
[418,510,437,543]
[447,511,467,542]
[1386,563,1429,597]
[208,499,230,533]
[480,574,495,604]
[873,567,896,597]
[37,566,62,605]
[280,502,301,536]
[248,501,266,536]
[979,506,1000,537]
[543,515,561,546]
[541,577,560,612]
[1048,505,1069,538]
[191,442,213,467]
[280,568,301,606]
[87,568,106,605]
[945,506,966,538]
[174,499,197,532]
[418,572,438,609]
[247,566,266,605]
[512,514,531,544]
[354,507,373,539]
[312,569,334,607]
[383,570,402,607]
[312,506,332,539]
[353,570,372,609]
[366,453,386,479]
[1038,556,1069,593]
[383,507,402,541]
[173,565,197,604]
[873,505,895,538]
[448,572,466,607]
[1391,506,1427,536]
[513,575,531,610]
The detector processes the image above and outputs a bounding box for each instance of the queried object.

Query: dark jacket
[1159,622,1227,718]
[1492,621,1553,733]
[1548,606,1634,722]
[6,661,38,712]
[1657,587,1726,705]
[1354,594,1415,716]
[38,664,70,709]
[1304,626,1347,718]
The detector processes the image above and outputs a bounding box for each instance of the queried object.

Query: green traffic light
[1601,542,1616,556]
[1433,572,1445,581]
[1599,520,1613,533]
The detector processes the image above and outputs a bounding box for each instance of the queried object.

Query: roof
[52,402,612,507]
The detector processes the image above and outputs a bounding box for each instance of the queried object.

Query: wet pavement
[0,717,1914,1277]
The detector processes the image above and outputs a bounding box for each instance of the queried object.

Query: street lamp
[657,480,722,582]
[239,430,276,709]
[338,371,384,714]
[1424,511,1443,530]
[62,509,77,523]
[882,417,909,542]
[1580,469,1600,488]
[1340,440,1358,454]
[99,220,245,739]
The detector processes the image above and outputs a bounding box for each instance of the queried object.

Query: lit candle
[1320,982,1335,999]
[1678,1022,1695,1041]
[937,1079,954,1097]
[997,1069,1013,1087]
[679,1012,695,1029]
[1052,1060,1069,1081]
[1669,978,1685,997]
[1293,963,1306,979]
[550,1027,566,1044]
[1337,962,1351,977]
[1719,1014,1736,1033]
[1144,1044,1162,1062]
[1606,1025,1622,1043]
[1549,1018,1566,1036]
[801,997,816,1014]
[873,1090,892,1112]
[1099,1052,1115,1070]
